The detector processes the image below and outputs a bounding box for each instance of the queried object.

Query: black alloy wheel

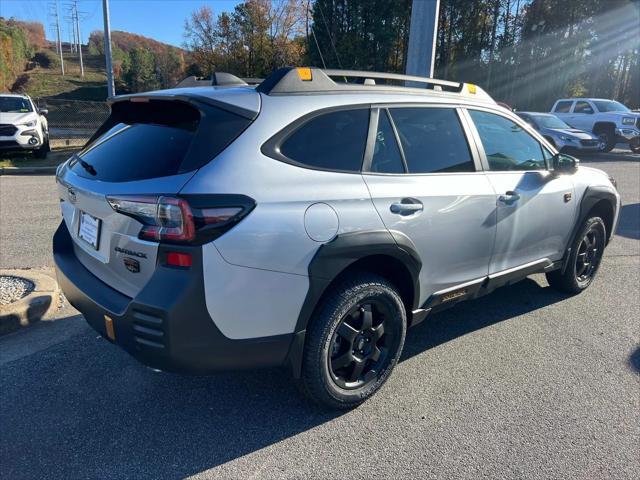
[299,274,406,409]
[328,301,397,390]
[575,224,604,285]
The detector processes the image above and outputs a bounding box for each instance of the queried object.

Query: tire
[546,216,606,294]
[34,135,49,158]
[299,273,407,409]
[595,128,615,152]
[630,138,640,154]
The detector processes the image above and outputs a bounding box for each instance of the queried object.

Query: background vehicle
[516,111,601,153]
[550,98,640,153]
[0,94,49,157]
[53,68,620,409]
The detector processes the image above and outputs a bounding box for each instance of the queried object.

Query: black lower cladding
[52,222,292,373]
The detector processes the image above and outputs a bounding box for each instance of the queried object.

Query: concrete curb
[0,269,60,336]
[0,166,58,175]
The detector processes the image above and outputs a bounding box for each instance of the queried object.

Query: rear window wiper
[74,156,97,176]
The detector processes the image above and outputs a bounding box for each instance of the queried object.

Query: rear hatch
[56,91,259,298]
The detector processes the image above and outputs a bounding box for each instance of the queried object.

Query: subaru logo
[124,257,140,273]
[68,187,77,204]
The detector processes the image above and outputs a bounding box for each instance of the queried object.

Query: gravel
[0,275,34,305]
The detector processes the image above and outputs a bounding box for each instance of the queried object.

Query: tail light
[106,194,253,244]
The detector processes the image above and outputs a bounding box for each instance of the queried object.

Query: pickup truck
[550,98,640,153]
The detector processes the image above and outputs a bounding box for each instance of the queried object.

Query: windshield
[593,100,630,113]
[532,115,572,129]
[0,97,33,113]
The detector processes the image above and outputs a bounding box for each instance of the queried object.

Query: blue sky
[1,0,242,47]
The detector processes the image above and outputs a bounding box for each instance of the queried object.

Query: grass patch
[18,52,109,101]
[0,149,76,169]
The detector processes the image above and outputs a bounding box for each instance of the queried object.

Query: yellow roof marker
[467,84,477,94]
[297,67,313,81]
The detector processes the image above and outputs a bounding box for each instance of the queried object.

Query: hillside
[6,22,186,101]
[15,46,109,101]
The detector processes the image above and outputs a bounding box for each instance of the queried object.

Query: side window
[280,109,369,172]
[574,101,594,114]
[388,107,475,173]
[370,110,404,174]
[468,110,546,171]
[554,101,573,113]
[520,116,537,129]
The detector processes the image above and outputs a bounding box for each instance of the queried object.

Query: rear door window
[70,100,251,182]
[279,109,369,172]
[388,107,475,173]
[574,101,594,114]
[554,101,573,113]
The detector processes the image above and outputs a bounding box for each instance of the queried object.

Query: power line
[310,26,326,69]
[316,0,343,69]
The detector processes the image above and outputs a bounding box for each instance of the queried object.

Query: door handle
[498,191,520,205]
[390,198,424,215]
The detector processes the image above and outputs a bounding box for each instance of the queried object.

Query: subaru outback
[53,67,620,409]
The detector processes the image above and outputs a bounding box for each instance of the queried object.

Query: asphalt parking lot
[0,151,638,479]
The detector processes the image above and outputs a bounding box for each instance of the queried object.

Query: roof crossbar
[256,67,479,97]
[175,72,248,88]
[323,69,463,91]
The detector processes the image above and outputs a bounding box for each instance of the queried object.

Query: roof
[554,98,614,102]
[517,111,556,116]
[0,93,30,99]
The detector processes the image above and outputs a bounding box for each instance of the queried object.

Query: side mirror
[552,153,579,173]
[39,108,48,116]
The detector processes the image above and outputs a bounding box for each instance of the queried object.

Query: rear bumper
[53,222,292,373]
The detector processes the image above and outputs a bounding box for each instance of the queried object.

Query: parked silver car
[53,68,620,409]
[516,112,602,153]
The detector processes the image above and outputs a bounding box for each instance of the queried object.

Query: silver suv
[54,68,620,409]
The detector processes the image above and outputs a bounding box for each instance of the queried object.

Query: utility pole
[73,0,84,77]
[51,1,65,75]
[102,0,115,98]
[406,0,440,79]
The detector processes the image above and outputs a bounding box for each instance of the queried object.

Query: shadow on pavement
[576,150,640,163]
[402,278,568,361]
[629,346,640,374]
[615,203,640,240]
[0,278,570,479]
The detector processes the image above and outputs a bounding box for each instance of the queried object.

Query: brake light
[106,195,250,244]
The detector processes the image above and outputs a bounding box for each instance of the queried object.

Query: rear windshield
[70,99,251,182]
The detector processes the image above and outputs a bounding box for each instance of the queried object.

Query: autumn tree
[183,1,306,78]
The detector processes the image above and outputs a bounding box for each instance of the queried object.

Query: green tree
[123,47,158,92]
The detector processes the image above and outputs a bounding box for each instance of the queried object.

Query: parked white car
[550,98,640,153]
[0,94,49,158]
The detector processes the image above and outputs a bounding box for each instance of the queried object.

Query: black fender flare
[286,229,422,377]
[562,185,617,273]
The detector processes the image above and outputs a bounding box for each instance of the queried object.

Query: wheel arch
[592,121,616,134]
[562,186,617,273]
[286,229,421,377]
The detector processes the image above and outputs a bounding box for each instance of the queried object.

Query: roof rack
[256,67,494,102]
[175,72,248,88]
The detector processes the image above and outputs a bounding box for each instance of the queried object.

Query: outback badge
[123,257,140,273]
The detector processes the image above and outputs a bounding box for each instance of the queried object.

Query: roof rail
[256,67,494,102]
[175,72,248,88]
